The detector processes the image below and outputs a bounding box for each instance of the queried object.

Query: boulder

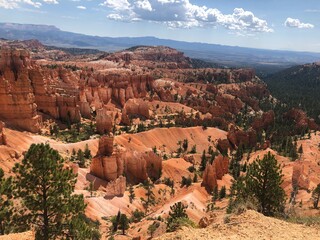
[199,217,209,228]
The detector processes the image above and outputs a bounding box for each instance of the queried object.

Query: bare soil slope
[157,210,320,240]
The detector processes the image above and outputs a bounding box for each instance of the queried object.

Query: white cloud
[43,0,58,4]
[135,0,152,11]
[285,17,314,29]
[100,0,130,11]
[101,0,273,33]
[77,5,86,10]
[0,0,61,9]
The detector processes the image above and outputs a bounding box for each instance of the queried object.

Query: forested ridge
[265,63,320,124]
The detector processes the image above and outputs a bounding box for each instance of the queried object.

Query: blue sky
[0,0,320,52]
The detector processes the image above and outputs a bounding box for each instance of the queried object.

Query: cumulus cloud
[285,17,314,29]
[0,0,61,8]
[101,0,273,33]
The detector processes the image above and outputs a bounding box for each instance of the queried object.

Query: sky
[0,0,320,52]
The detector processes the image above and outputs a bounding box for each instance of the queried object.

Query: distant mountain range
[1,22,320,75]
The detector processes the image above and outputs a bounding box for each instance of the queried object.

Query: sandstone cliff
[0,48,42,132]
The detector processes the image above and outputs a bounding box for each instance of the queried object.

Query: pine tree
[84,144,92,159]
[200,150,207,171]
[312,184,320,209]
[147,221,159,238]
[13,143,98,239]
[141,180,156,213]
[182,139,188,152]
[229,152,286,216]
[0,168,13,235]
[77,149,86,168]
[119,214,129,235]
[129,185,135,203]
[213,186,219,202]
[166,202,189,232]
[219,186,226,199]
[193,173,198,183]
[89,181,94,198]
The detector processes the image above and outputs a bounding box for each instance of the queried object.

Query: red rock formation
[202,155,229,192]
[202,163,217,193]
[124,151,162,184]
[217,139,231,154]
[292,164,309,190]
[121,98,151,125]
[227,127,257,148]
[90,154,122,181]
[96,135,114,156]
[215,94,243,115]
[0,121,7,145]
[252,110,275,131]
[285,108,319,131]
[81,72,153,107]
[106,46,192,69]
[104,176,126,198]
[96,107,117,134]
[0,48,42,132]
[91,136,162,184]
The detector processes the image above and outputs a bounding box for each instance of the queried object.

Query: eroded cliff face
[0,46,156,132]
[121,98,151,125]
[0,48,42,132]
[79,71,154,108]
[202,155,229,192]
[90,136,163,184]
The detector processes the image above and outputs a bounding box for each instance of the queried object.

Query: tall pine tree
[229,152,285,216]
[0,168,13,235]
[13,143,99,239]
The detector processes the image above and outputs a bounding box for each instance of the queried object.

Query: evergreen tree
[193,173,198,183]
[84,144,92,159]
[67,214,101,240]
[77,149,86,168]
[229,152,285,216]
[141,180,156,213]
[147,221,160,238]
[200,150,207,171]
[312,184,320,209]
[129,185,135,204]
[13,143,98,239]
[89,181,94,198]
[166,202,189,232]
[119,214,129,235]
[0,168,13,235]
[189,145,197,154]
[219,186,226,200]
[213,186,219,202]
[182,139,188,152]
